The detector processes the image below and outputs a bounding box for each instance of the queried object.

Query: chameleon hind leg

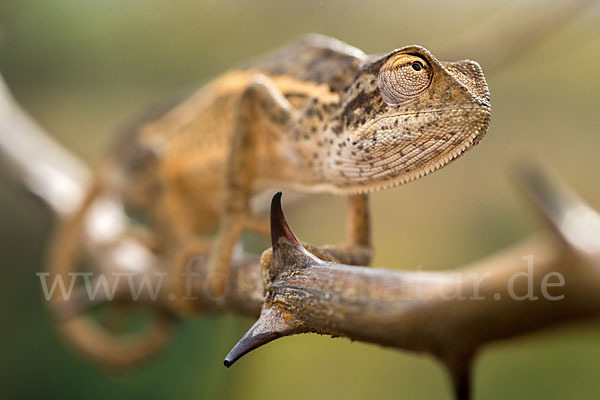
[207,75,293,296]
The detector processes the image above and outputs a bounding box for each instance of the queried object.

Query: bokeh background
[1,0,600,399]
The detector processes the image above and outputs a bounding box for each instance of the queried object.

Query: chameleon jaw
[290,107,491,196]
[333,131,484,195]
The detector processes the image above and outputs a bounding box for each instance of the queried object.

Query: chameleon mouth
[441,60,490,109]
[354,103,489,141]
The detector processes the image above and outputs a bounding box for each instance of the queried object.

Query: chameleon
[96,33,490,295]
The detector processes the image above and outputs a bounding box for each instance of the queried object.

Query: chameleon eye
[378,54,432,106]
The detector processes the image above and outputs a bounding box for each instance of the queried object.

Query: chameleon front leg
[302,193,373,266]
[345,193,373,265]
[261,194,373,268]
[207,75,293,296]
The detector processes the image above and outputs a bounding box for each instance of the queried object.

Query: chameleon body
[105,34,490,288]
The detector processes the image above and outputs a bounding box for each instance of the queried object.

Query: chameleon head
[329,45,491,193]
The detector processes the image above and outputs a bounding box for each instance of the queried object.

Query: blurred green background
[1,0,600,399]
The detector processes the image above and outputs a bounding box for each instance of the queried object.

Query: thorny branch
[47,165,600,400]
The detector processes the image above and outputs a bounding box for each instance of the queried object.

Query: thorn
[224,307,295,367]
[224,329,281,368]
[268,192,324,276]
[511,162,573,227]
[270,191,300,247]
